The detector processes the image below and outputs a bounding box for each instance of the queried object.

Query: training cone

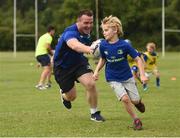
[171,77,176,81]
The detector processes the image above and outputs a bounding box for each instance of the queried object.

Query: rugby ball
[90,39,102,58]
[124,39,131,44]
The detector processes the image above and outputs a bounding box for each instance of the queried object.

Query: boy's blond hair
[101,15,124,37]
[146,42,156,50]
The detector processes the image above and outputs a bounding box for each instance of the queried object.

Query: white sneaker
[45,83,51,88]
[35,84,47,90]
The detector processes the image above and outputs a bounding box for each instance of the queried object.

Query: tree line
[0,0,180,51]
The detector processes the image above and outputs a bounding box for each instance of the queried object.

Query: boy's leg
[121,94,143,130]
[153,70,160,87]
[133,100,145,113]
[156,77,160,87]
[121,94,138,119]
[143,83,148,91]
[123,78,145,113]
[109,81,143,130]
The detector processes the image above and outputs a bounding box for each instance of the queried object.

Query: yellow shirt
[127,49,139,67]
[144,51,158,72]
[127,55,137,67]
[35,33,52,57]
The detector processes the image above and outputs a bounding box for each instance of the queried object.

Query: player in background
[126,40,144,83]
[35,25,55,90]
[125,39,148,91]
[143,42,160,90]
[93,15,148,130]
[53,10,105,122]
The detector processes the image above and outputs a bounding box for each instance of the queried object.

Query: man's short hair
[78,9,93,18]
[47,25,55,32]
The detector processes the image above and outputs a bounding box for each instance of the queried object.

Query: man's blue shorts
[36,54,50,67]
[54,63,93,93]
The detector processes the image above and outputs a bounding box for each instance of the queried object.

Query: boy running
[93,16,148,130]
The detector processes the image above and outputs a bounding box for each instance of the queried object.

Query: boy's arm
[93,58,106,81]
[134,56,148,83]
[140,54,147,68]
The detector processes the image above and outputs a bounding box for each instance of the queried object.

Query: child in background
[143,42,160,90]
[125,39,147,85]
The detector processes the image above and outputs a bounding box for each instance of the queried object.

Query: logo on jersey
[117,49,123,54]
[107,57,124,63]
[86,65,91,70]
[111,56,116,59]
[104,51,108,55]
[80,34,90,38]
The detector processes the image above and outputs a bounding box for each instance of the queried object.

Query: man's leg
[36,54,51,89]
[36,66,51,90]
[78,72,105,122]
[54,66,77,109]
[45,66,52,88]
[39,66,51,84]
[62,86,77,101]
[60,86,76,109]
[78,72,97,108]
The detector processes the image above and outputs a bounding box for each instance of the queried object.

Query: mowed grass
[0,52,180,137]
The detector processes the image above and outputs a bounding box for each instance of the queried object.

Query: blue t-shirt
[99,39,139,82]
[54,24,91,69]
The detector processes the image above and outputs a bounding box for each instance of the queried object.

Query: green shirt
[35,33,52,57]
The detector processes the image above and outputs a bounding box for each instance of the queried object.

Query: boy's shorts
[109,77,140,101]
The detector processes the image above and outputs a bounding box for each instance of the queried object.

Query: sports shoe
[45,83,51,88]
[91,111,105,122]
[156,83,160,88]
[35,84,47,90]
[134,100,145,113]
[143,84,148,91]
[133,118,143,130]
[60,95,72,109]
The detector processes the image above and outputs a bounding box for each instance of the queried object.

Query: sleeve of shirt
[143,54,148,62]
[46,35,52,44]
[99,42,106,59]
[64,31,77,42]
[126,44,139,59]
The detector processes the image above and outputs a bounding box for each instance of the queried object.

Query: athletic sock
[90,108,98,114]
[143,83,147,89]
[156,77,160,87]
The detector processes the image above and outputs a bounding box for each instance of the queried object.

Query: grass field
[0,52,180,137]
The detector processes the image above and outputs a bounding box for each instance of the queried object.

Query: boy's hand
[93,72,99,81]
[141,75,148,84]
